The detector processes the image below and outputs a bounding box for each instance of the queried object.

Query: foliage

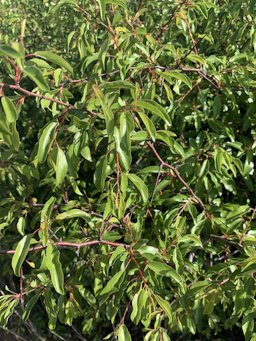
[0,0,256,340]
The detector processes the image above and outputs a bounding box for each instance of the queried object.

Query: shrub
[0,0,256,340]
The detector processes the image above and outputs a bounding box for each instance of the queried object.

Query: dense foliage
[0,0,256,340]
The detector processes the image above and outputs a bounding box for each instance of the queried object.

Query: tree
[0,0,256,340]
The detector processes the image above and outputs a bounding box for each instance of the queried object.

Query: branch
[0,83,75,109]
[0,239,129,255]
[209,234,243,250]
[147,141,206,211]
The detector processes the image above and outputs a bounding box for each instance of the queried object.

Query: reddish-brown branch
[147,141,206,211]
[0,83,75,109]
[0,239,129,255]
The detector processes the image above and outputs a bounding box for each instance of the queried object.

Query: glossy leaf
[11,234,33,276]
[118,324,132,341]
[24,66,50,92]
[136,99,171,126]
[1,97,17,123]
[37,122,58,163]
[147,261,183,286]
[35,51,73,74]
[56,146,68,186]
[0,44,22,58]
[45,244,64,295]
[127,173,148,203]
[55,209,90,220]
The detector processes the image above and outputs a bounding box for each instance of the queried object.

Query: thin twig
[0,83,74,108]
[0,325,28,341]
[147,141,206,211]
[0,239,129,255]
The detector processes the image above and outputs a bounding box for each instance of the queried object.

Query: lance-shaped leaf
[106,0,127,9]
[55,209,90,220]
[11,234,33,276]
[24,66,50,92]
[156,70,192,89]
[45,244,64,295]
[17,217,26,236]
[127,173,148,203]
[0,44,23,58]
[35,51,73,74]
[101,80,135,91]
[40,197,56,246]
[44,289,58,329]
[22,292,41,321]
[56,146,68,186]
[147,261,183,286]
[118,324,132,341]
[97,0,106,20]
[114,113,132,171]
[155,294,172,322]
[100,270,124,297]
[37,122,58,163]
[136,99,171,126]
[1,97,18,123]
[137,111,156,141]
[93,85,114,140]
[94,155,108,191]
[10,122,20,151]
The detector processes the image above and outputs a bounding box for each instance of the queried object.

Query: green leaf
[118,324,132,341]
[0,297,19,327]
[11,234,33,276]
[136,99,171,126]
[114,113,132,171]
[101,80,135,91]
[24,66,50,92]
[0,44,22,58]
[186,54,205,65]
[17,217,26,236]
[44,289,58,329]
[137,111,156,141]
[55,209,90,220]
[127,173,149,203]
[242,313,254,341]
[94,155,108,191]
[40,196,56,247]
[147,261,183,286]
[97,0,106,19]
[45,244,64,295]
[155,294,172,322]
[56,146,68,186]
[1,97,17,123]
[130,289,148,325]
[22,292,41,321]
[10,122,20,151]
[106,0,127,9]
[35,51,73,74]
[93,85,114,140]
[156,70,192,89]
[37,122,58,163]
[100,270,124,296]
[130,290,141,324]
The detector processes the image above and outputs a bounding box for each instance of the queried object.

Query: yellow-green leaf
[11,234,33,276]
[37,122,58,163]
[45,244,64,295]
[127,173,148,203]
[56,146,68,186]
[1,97,17,123]
[24,66,50,92]
[55,209,90,220]
[136,99,171,126]
[35,51,73,74]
